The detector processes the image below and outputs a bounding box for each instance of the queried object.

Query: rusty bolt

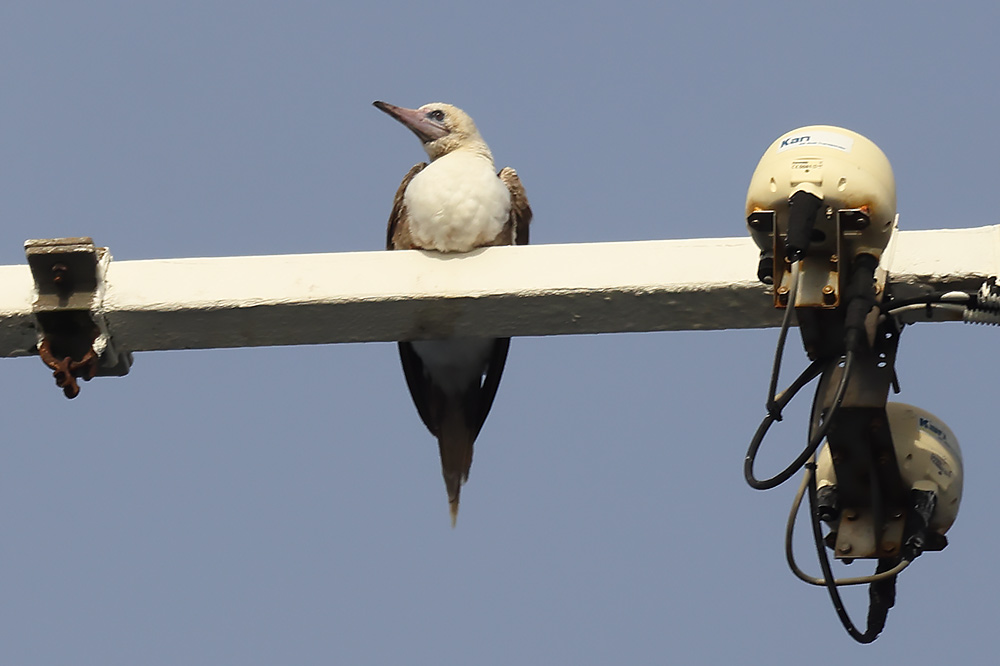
[776,285,789,305]
[837,543,853,555]
[829,254,839,264]
[883,543,898,554]
[844,510,858,521]
[822,285,836,304]
[51,263,69,287]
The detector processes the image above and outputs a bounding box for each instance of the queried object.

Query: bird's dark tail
[437,400,476,527]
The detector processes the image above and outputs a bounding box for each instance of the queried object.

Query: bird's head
[373,101,489,161]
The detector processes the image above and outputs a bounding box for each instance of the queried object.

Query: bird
[373,100,531,525]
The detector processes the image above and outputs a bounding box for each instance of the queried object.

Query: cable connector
[785,190,824,261]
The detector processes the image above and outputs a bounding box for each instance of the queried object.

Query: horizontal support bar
[0,226,996,356]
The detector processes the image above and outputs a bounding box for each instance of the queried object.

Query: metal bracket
[772,206,842,309]
[768,207,895,311]
[25,237,132,398]
[813,317,907,560]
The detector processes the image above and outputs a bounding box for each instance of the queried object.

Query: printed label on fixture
[778,131,854,153]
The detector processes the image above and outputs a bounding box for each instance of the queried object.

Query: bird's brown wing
[387,163,436,432]
[472,167,532,432]
[498,167,532,246]
[386,162,426,250]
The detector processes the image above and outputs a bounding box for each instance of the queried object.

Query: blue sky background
[2,2,998,664]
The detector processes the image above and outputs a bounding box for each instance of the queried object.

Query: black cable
[745,257,862,491]
[765,263,800,417]
[805,462,897,643]
[744,351,855,490]
[843,253,879,353]
[865,559,898,639]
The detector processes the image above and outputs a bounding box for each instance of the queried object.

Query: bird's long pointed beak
[373,100,449,143]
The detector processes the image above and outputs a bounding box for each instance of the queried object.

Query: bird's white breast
[403,152,511,252]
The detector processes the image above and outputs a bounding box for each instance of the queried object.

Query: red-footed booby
[373,100,531,525]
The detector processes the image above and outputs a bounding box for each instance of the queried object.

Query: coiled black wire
[744,263,857,490]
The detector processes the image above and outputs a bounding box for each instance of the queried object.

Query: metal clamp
[25,237,131,398]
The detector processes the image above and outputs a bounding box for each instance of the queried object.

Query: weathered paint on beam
[0,226,996,356]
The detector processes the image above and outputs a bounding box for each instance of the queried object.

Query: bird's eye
[427,109,446,122]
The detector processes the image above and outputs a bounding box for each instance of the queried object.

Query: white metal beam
[0,225,996,357]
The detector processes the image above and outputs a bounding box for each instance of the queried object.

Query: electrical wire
[766,262,801,413]
[806,461,896,644]
[784,462,911,587]
[744,260,857,490]
[745,251,952,641]
[887,303,967,319]
[880,291,972,313]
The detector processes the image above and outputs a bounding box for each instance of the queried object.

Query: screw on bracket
[51,263,71,290]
